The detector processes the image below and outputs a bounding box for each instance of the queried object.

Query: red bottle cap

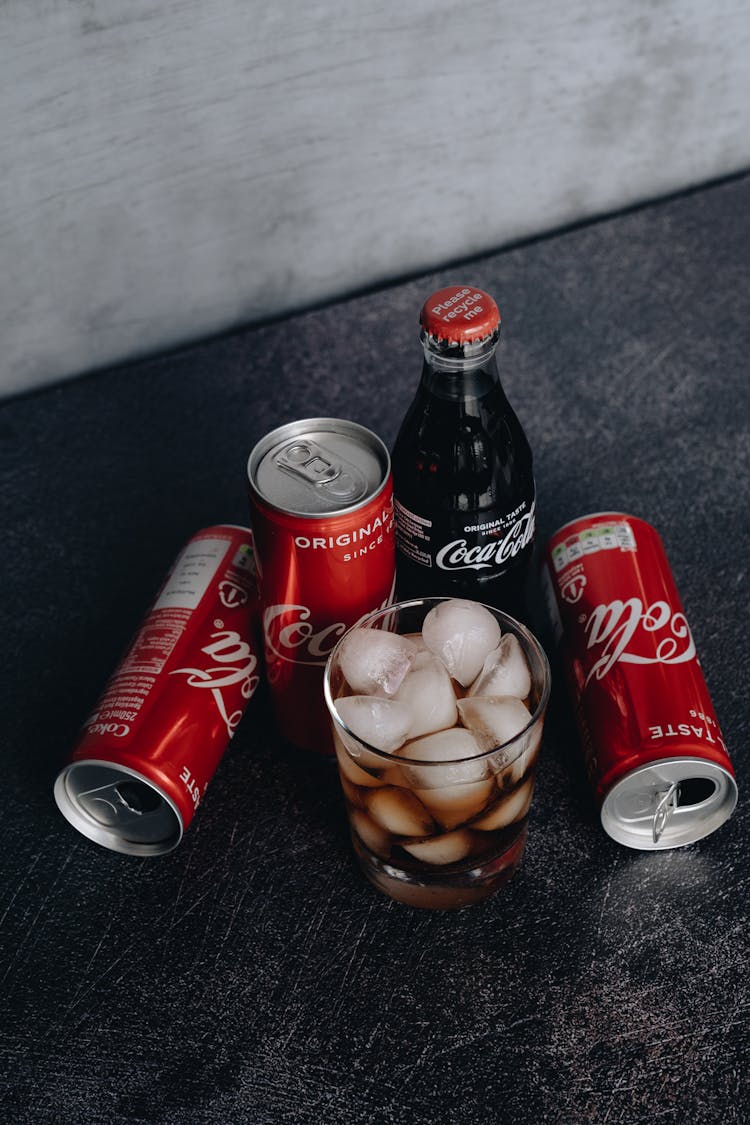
[420,286,500,345]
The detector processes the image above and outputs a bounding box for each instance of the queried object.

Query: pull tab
[275,439,367,503]
[78,778,164,827]
[652,781,680,844]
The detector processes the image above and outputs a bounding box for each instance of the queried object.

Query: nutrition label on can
[120,610,189,675]
[550,520,636,572]
[85,536,236,733]
[153,536,232,610]
[84,605,192,736]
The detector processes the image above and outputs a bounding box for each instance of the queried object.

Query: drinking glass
[324,597,551,909]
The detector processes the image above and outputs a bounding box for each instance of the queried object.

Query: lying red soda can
[541,512,738,849]
[54,525,261,854]
[247,418,395,754]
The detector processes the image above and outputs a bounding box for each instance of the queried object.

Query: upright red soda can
[542,512,738,849]
[54,526,261,854]
[247,418,395,754]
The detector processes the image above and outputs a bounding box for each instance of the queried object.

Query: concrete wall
[2,0,749,398]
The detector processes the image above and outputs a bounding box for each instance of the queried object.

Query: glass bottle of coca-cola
[392,285,536,617]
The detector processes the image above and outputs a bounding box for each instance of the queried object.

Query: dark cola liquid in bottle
[392,285,535,617]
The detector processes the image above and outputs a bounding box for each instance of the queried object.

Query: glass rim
[323,595,551,767]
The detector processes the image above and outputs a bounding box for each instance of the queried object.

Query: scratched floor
[1,174,749,1123]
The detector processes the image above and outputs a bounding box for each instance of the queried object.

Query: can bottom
[600,757,738,850]
[54,760,183,855]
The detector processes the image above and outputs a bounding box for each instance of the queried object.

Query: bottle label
[395,499,535,575]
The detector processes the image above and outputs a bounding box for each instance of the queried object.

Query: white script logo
[435,508,535,573]
[263,582,396,669]
[170,630,259,738]
[584,598,696,685]
[263,604,347,668]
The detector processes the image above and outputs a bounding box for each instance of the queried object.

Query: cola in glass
[392,285,536,617]
[324,596,551,909]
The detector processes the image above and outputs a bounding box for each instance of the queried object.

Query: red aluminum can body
[541,512,737,849]
[247,418,395,754]
[54,525,261,854]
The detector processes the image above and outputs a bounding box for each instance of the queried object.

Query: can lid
[248,417,390,518]
[600,757,738,850]
[420,286,500,345]
[54,761,183,855]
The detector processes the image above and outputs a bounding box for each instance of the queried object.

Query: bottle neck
[420,338,502,401]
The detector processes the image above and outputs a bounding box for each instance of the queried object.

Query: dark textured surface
[1,177,749,1124]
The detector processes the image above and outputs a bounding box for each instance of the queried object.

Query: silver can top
[247,418,390,518]
[600,757,738,850]
[54,761,183,855]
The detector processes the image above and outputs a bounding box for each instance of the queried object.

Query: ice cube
[422,599,502,686]
[392,651,458,739]
[397,728,488,788]
[381,762,411,788]
[456,696,532,754]
[473,775,535,831]
[501,720,544,786]
[349,809,391,858]
[397,727,494,829]
[468,633,531,700]
[416,779,496,830]
[335,695,412,752]
[338,628,417,695]
[402,829,476,865]
[334,736,384,788]
[366,786,434,837]
[526,721,543,763]
[334,723,392,775]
